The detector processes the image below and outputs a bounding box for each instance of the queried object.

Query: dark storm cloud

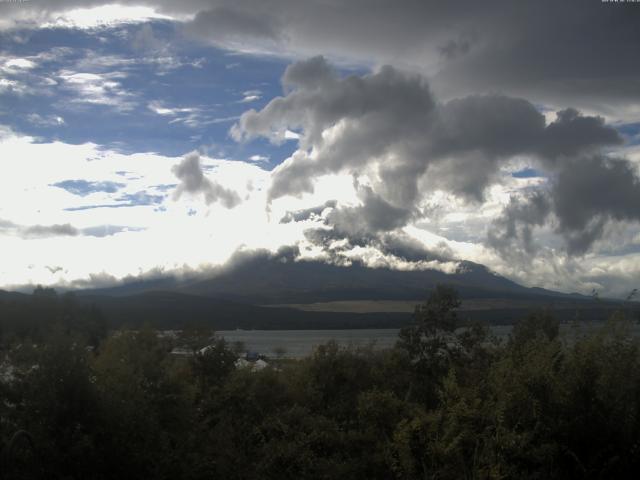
[438,37,471,61]
[425,103,621,200]
[180,0,640,116]
[537,109,623,160]
[4,1,639,115]
[282,55,338,91]
[552,156,640,255]
[189,5,281,47]
[172,152,241,209]
[428,1,640,116]
[489,156,640,256]
[232,57,437,203]
[326,187,414,236]
[235,59,620,206]
[487,193,552,257]
[234,58,625,255]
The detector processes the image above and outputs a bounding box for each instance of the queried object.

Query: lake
[217,329,401,358]
[218,322,640,358]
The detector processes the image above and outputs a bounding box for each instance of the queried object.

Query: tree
[190,337,238,392]
[397,285,461,405]
[13,328,100,478]
[91,327,192,478]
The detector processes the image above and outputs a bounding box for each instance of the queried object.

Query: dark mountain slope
[81,290,411,329]
[78,254,588,305]
[178,257,583,304]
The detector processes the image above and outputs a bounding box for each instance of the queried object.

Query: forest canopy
[1,287,640,479]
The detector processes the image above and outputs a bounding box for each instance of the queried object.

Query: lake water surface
[218,322,640,358]
[217,329,401,358]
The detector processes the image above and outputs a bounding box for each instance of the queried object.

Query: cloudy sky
[1,0,639,297]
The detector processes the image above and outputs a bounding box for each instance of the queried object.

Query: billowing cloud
[1,1,639,116]
[189,5,281,52]
[235,58,620,204]
[488,155,640,257]
[172,152,242,208]
[232,57,437,205]
[326,186,414,236]
[487,192,552,258]
[280,200,336,224]
[233,58,629,258]
[552,156,640,255]
[186,0,640,119]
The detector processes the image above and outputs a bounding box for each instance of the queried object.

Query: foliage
[1,286,640,478]
[0,288,106,346]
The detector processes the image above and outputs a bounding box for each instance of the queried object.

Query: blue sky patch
[512,167,543,178]
[64,191,166,211]
[52,179,125,196]
[0,21,295,162]
[616,122,640,145]
[82,225,145,237]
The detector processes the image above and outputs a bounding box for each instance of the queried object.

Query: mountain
[79,254,589,305]
[177,258,544,304]
[0,290,30,302]
[6,255,633,329]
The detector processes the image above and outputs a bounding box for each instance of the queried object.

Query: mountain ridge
[76,254,587,305]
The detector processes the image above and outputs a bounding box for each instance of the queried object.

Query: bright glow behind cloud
[0,127,359,288]
[44,5,174,30]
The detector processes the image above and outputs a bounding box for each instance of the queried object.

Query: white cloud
[148,100,196,116]
[3,58,36,70]
[148,101,237,129]
[239,89,262,103]
[58,70,135,110]
[0,78,20,93]
[26,113,65,127]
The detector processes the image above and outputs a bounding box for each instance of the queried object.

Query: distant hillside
[4,254,636,329]
[179,256,594,305]
[60,254,638,329]
[81,254,588,305]
[78,291,411,330]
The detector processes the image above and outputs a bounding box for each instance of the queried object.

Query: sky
[0,0,639,298]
